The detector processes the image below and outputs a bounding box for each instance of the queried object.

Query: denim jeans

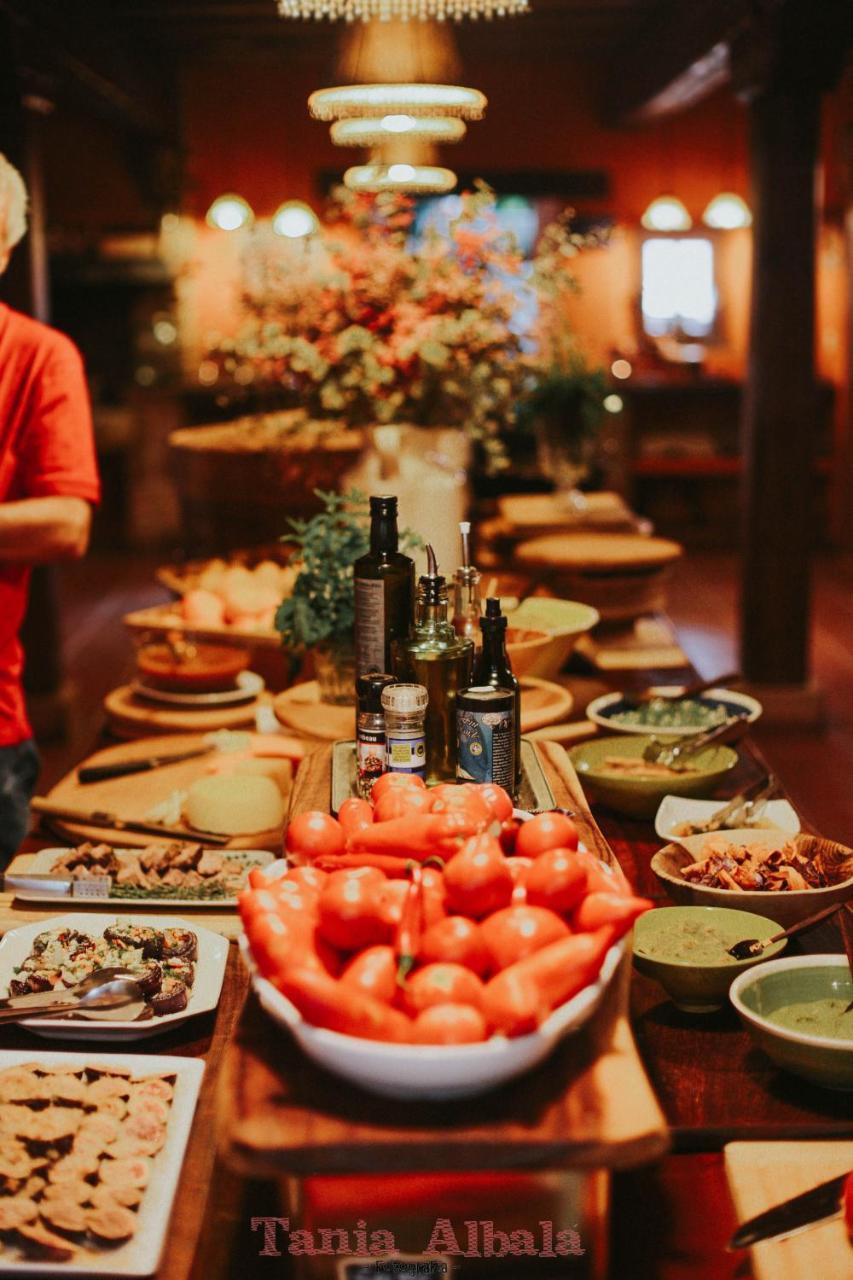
[0,739,40,867]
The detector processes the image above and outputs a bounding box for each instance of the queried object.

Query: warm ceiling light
[279,1,529,19]
[272,200,319,238]
[382,114,416,132]
[641,195,692,233]
[702,192,752,230]
[205,194,254,231]
[330,116,465,146]
[610,359,632,380]
[310,83,486,120]
[344,163,457,193]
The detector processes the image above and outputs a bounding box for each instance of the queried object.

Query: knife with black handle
[729,1170,850,1249]
[77,745,213,783]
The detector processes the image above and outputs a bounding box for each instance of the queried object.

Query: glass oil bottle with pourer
[354,495,415,678]
[474,597,522,793]
[451,521,482,649]
[393,545,474,784]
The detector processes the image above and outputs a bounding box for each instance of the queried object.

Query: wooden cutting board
[39,733,286,852]
[218,742,665,1177]
[104,685,266,736]
[273,678,572,740]
[574,616,690,671]
[725,1141,853,1280]
[499,492,636,533]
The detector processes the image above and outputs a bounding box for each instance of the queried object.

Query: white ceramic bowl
[241,935,624,1100]
[587,687,763,737]
[654,795,800,842]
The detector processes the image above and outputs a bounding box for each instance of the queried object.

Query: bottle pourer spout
[459,522,471,570]
[426,544,438,577]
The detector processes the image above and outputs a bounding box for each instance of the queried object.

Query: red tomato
[479,905,570,972]
[515,811,579,858]
[373,786,433,823]
[370,772,426,804]
[413,1003,487,1044]
[429,784,493,828]
[443,834,514,919]
[476,783,514,823]
[317,874,390,951]
[524,848,587,915]
[337,797,374,837]
[340,945,397,1003]
[403,963,485,1015]
[418,915,489,977]
[286,811,346,861]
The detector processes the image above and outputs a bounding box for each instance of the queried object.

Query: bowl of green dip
[633,905,787,1013]
[730,954,853,1091]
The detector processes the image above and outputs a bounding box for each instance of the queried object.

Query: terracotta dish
[137,643,250,692]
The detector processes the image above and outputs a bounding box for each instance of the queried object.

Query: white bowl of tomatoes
[239,777,647,1100]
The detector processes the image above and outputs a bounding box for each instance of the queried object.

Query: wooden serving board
[516,533,683,572]
[39,733,285,852]
[104,684,267,736]
[219,742,665,1176]
[499,491,637,533]
[725,1142,853,1280]
[574,616,690,671]
[274,677,572,741]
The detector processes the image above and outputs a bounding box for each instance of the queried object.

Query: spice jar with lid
[356,673,397,799]
[381,683,428,779]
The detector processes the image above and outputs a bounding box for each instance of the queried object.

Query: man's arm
[0,496,91,562]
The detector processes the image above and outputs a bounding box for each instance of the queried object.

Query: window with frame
[641,236,717,339]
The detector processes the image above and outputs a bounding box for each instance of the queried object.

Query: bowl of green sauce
[730,955,853,1091]
[632,905,787,1013]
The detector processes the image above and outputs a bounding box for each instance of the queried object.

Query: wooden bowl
[137,642,251,692]
[505,627,553,678]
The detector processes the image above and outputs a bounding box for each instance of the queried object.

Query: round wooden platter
[498,492,636,533]
[43,734,283,852]
[515,532,683,571]
[104,684,267,738]
[273,677,571,740]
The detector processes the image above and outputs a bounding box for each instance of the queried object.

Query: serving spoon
[0,969,144,1024]
[727,900,850,961]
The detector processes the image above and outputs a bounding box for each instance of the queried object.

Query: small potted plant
[517,357,608,507]
[275,489,421,704]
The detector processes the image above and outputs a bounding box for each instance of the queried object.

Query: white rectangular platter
[654,795,800,841]
[12,849,273,909]
[0,1048,204,1277]
[0,914,228,1042]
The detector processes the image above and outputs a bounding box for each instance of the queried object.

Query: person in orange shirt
[0,152,100,864]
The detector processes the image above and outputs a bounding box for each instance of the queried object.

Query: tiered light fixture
[278,1,528,20]
[331,114,466,145]
[309,83,485,120]
[343,162,457,192]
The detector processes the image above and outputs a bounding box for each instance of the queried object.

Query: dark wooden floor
[24,548,853,1280]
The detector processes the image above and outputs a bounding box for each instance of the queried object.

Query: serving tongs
[676,773,779,836]
[642,714,750,769]
[622,670,742,710]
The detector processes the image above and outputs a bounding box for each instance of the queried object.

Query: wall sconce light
[702,192,752,230]
[640,195,692,233]
[205,194,254,231]
[272,201,319,238]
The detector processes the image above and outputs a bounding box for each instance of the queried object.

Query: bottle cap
[369,495,398,516]
[381,683,428,715]
[481,596,507,632]
[357,673,397,714]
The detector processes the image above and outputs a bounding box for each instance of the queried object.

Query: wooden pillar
[739,82,820,685]
[735,0,847,690]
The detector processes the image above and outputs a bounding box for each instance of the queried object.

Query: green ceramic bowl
[569,734,738,819]
[730,955,853,1091]
[633,906,787,1013]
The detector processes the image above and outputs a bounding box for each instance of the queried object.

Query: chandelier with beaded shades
[278,1,528,20]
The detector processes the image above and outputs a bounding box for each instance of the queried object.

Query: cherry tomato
[524,848,587,915]
[373,786,433,823]
[418,915,490,977]
[429,784,493,828]
[337,797,374,838]
[413,1003,488,1044]
[443,834,514,919]
[340,945,397,1003]
[370,772,426,804]
[286,811,346,861]
[476,783,514,824]
[317,874,391,951]
[403,962,485,1015]
[515,811,579,858]
[479,905,570,973]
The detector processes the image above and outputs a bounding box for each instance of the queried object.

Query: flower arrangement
[208,186,601,470]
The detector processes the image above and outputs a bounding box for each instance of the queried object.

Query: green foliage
[274,489,421,650]
[516,357,609,451]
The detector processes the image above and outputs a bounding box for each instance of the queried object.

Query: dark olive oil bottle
[474,597,522,792]
[354,495,415,677]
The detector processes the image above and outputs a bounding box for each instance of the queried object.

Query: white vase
[344,424,471,578]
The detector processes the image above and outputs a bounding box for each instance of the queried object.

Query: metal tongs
[642,715,750,769]
[677,773,779,836]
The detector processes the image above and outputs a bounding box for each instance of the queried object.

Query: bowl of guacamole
[730,955,853,1090]
[632,905,787,1013]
